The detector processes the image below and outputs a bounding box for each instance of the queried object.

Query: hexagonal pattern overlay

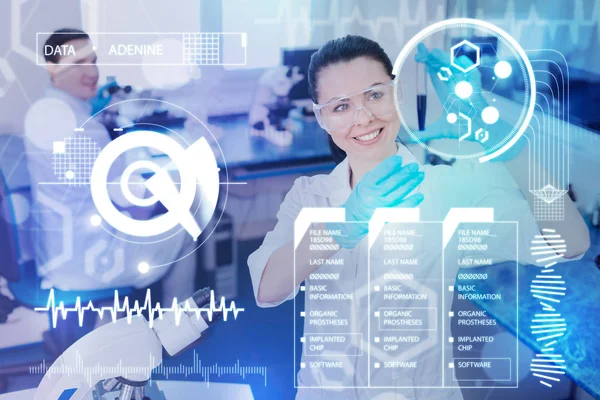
[437,66,452,81]
[84,239,125,284]
[450,40,480,73]
[0,58,16,98]
[10,0,40,64]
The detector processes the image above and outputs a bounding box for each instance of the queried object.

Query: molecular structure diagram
[438,40,513,145]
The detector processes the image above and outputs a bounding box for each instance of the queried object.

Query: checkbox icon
[374,337,380,343]
[449,311,454,317]
[300,311,305,317]
[300,286,305,291]
[301,363,306,368]
[449,363,454,369]
[300,337,305,342]
[448,285,454,292]
[374,363,380,369]
[374,286,380,292]
[53,141,66,154]
[449,337,454,343]
[374,311,380,317]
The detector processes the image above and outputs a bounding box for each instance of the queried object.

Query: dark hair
[43,28,90,63]
[308,35,394,164]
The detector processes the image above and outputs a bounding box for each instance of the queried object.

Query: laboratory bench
[0,381,255,399]
[461,227,600,399]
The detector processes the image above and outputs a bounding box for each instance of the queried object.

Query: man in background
[24,29,197,329]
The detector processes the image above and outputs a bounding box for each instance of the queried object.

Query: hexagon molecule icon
[437,66,452,81]
[450,40,480,73]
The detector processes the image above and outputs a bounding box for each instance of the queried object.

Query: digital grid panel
[52,135,101,187]
[183,33,220,65]
[533,195,565,221]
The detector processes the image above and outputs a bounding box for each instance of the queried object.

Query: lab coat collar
[310,155,352,206]
[305,142,420,206]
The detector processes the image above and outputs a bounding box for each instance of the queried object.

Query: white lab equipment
[34,287,222,400]
[248,66,304,147]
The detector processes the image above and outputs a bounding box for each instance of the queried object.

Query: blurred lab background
[0,1,599,399]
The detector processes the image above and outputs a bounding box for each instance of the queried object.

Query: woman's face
[316,57,400,162]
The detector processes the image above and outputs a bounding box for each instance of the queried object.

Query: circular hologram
[392,18,536,161]
[494,61,512,79]
[481,106,500,124]
[83,98,225,270]
[447,112,458,124]
[455,80,473,99]
[91,130,197,238]
[65,170,75,180]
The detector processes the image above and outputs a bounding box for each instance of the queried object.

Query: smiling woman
[308,36,400,174]
[247,34,589,400]
[249,36,429,399]
[312,80,395,135]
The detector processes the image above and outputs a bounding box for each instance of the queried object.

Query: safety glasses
[313,80,400,132]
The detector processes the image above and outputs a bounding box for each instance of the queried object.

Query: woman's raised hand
[329,156,425,249]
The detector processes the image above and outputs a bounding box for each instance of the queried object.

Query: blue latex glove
[328,156,425,249]
[89,81,118,115]
[414,44,524,161]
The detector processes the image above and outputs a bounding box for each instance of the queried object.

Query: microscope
[248,66,304,147]
[34,288,222,400]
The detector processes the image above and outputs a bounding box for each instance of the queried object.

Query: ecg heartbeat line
[35,289,245,329]
[256,0,600,49]
[30,350,268,388]
[255,0,445,47]
[472,0,600,46]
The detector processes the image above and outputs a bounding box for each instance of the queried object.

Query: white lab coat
[248,144,560,399]
[24,87,194,293]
